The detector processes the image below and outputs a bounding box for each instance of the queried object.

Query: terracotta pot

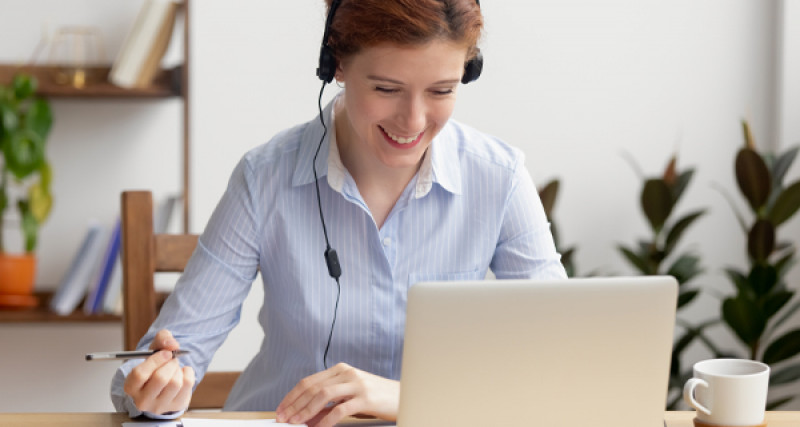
[0,253,37,295]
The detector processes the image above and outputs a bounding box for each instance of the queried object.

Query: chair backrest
[120,190,240,409]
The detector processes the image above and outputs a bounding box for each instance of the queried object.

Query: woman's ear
[334,64,345,83]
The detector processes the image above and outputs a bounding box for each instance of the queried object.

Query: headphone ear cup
[317,45,337,83]
[461,50,483,84]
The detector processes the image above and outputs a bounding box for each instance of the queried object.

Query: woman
[112,1,566,426]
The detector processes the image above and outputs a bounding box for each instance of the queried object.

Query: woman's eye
[432,89,454,96]
[375,87,398,94]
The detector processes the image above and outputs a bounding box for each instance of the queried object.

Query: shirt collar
[292,95,462,197]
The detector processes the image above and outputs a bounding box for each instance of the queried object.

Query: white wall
[1,0,798,412]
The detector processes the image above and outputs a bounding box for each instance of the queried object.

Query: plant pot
[0,253,39,309]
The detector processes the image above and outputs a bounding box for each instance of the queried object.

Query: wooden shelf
[0,64,181,98]
[0,292,120,323]
[0,291,171,324]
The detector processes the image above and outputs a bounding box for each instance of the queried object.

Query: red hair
[324,0,483,62]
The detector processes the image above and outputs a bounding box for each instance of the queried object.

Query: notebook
[397,276,678,427]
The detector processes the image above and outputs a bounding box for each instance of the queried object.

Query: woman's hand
[275,363,399,427]
[123,329,196,415]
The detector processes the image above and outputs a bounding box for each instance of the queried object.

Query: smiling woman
[110,1,567,426]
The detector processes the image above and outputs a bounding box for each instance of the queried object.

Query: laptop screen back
[397,276,677,427]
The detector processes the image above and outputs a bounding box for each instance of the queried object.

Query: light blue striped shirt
[111,97,566,416]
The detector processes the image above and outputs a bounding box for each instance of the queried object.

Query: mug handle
[683,378,711,416]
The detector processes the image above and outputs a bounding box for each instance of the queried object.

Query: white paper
[122,421,179,427]
[181,419,306,427]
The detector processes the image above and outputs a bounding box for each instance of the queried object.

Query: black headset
[313,0,483,369]
[316,0,484,84]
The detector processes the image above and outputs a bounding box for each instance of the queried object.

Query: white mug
[683,358,770,426]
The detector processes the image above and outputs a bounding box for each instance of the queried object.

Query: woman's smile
[378,125,425,149]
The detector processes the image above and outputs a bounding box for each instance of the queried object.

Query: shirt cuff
[123,394,186,420]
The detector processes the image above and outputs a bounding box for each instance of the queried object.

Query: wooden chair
[120,190,240,409]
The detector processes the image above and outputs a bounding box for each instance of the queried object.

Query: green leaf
[667,253,702,284]
[725,267,751,297]
[0,102,19,135]
[770,363,800,385]
[722,295,766,348]
[538,179,559,220]
[677,289,700,309]
[28,179,52,224]
[672,169,695,204]
[12,73,36,100]
[17,200,38,253]
[4,128,46,179]
[771,146,799,189]
[26,98,53,141]
[767,396,794,410]
[763,290,792,319]
[735,148,771,212]
[0,185,7,215]
[641,179,673,232]
[618,244,652,274]
[770,300,800,334]
[748,263,778,297]
[664,209,705,256]
[38,160,53,189]
[748,219,775,262]
[769,181,800,227]
[763,329,800,364]
[774,250,796,279]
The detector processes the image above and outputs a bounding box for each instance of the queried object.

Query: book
[83,218,122,315]
[49,223,107,316]
[102,254,124,315]
[154,193,180,233]
[109,0,179,88]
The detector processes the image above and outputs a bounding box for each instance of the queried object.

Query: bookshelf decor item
[0,73,54,309]
[47,26,107,89]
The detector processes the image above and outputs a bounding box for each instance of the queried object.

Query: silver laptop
[397,276,677,427]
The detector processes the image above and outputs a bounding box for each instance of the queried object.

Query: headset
[313,0,483,369]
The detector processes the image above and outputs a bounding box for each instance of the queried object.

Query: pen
[85,349,190,361]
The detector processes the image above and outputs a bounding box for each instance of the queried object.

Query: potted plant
[0,73,54,307]
[537,178,577,276]
[617,153,727,408]
[718,119,800,408]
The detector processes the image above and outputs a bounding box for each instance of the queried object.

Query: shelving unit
[0,65,180,98]
[0,1,191,322]
[0,291,169,323]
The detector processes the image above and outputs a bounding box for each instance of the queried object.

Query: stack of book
[109,0,180,89]
[49,195,179,316]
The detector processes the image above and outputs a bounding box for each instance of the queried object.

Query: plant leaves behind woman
[0,73,53,253]
[720,119,800,409]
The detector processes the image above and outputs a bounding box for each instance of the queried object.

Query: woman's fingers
[287,382,357,424]
[276,363,399,426]
[125,350,176,395]
[151,329,180,351]
[314,398,365,427]
[277,365,342,414]
[124,334,195,415]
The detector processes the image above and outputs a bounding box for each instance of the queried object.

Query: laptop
[397,276,677,427]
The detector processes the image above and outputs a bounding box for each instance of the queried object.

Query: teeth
[383,127,419,144]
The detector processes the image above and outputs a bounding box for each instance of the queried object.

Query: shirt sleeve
[110,156,262,417]
[490,156,568,280]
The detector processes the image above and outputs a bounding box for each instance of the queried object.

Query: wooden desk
[0,411,796,426]
[0,411,391,426]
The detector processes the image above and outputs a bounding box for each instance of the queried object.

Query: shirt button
[383,237,392,246]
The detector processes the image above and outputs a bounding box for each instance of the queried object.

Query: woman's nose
[397,94,426,134]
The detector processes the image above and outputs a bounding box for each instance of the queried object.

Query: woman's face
[336,40,468,172]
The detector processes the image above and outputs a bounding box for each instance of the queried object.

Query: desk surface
[0,411,797,426]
